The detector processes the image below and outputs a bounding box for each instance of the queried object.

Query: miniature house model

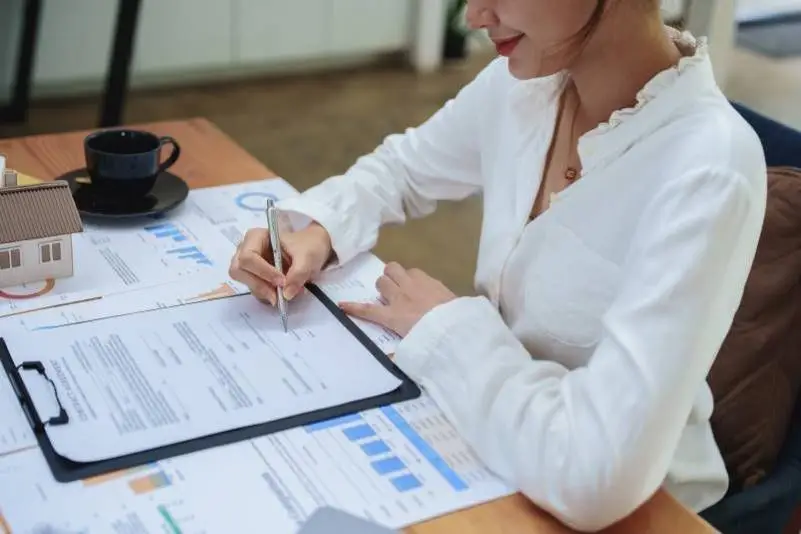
[0,163,83,289]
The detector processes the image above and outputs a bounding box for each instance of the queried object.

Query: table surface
[0,118,716,534]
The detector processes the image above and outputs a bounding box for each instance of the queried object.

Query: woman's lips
[493,34,523,57]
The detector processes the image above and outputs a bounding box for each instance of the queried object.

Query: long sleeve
[278,60,502,266]
[393,167,766,531]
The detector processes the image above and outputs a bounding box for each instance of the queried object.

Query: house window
[39,242,62,263]
[0,247,21,270]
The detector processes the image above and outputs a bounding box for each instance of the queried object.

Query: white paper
[316,254,401,354]
[0,279,104,318]
[0,395,512,534]
[15,272,249,332]
[4,293,402,463]
[0,178,298,318]
[0,373,36,457]
[13,257,399,354]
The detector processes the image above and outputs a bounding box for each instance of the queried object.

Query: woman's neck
[568,12,684,131]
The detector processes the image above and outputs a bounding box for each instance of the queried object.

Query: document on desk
[0,178,297,318]
[0,395,513,534]
[0,371,36,457]
[4,293,403,463]
[10,254,399,354]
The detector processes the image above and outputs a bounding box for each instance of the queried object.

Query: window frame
[39,240,63,264]
[0,246,22,270]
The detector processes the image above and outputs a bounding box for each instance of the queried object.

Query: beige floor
[0,43,798,296]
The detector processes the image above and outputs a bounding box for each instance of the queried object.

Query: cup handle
[157,136,181,174]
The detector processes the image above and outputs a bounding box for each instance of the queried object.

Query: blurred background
[0,0,799,295]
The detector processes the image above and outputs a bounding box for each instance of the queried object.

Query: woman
[230,0,767,530]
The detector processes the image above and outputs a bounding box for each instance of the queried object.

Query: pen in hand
[265,199,289,332]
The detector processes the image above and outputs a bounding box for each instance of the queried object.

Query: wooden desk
[0,118,716,534]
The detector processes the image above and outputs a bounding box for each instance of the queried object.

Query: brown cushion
[708,166,801,490]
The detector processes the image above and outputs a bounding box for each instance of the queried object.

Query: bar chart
[144,222,190,243]
[166,246,213,266]
[129,470,173,495]
[303,407,468,496]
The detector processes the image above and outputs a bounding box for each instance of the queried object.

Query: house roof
[0,181,83,245]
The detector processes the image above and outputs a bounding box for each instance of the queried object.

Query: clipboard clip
[9,360,70,433]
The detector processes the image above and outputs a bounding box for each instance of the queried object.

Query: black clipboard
[0,283,420,483]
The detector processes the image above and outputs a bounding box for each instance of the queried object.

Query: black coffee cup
[84,129,180,197]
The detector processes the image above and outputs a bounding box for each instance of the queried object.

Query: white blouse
[278,32,767,531]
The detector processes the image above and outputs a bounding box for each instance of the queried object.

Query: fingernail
[284,285,297,300]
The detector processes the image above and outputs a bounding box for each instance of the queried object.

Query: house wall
[0,235,74,288]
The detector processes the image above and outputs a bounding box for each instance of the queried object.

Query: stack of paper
[0,178,512,534]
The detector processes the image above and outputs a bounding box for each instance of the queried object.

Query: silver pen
[265,199,288,332]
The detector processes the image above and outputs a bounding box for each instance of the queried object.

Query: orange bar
[82,465,148,487]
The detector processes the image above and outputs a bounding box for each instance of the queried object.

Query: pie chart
[235,192,278,212]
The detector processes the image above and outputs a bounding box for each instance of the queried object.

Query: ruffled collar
[576,28,714,172]
[583,28,707,140]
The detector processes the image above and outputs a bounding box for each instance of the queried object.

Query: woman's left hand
[339,262,457,336]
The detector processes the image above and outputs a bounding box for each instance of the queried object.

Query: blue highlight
[390,474,423,493]
[360,440,390,456]
[305,413,364,433]
[371,456,406,475]
[380,406,469,492]
[343,424,376,441]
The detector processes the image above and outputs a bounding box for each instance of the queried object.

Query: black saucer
[58,169,189,219]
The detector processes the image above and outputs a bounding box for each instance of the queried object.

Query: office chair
[699,102,801,534]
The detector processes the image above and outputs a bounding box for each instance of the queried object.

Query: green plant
[443,0,470,59]
[445,0,468,35]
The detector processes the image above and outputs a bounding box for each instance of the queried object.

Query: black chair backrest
[730,102,801,169]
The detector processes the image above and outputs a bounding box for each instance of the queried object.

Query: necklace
[564,87,582,182]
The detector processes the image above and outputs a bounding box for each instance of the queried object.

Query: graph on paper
[0,394,513,534]
[302,406,470,500]
[143,222,191,243]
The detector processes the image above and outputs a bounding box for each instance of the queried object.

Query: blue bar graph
[381,406,469,492]
[144,222,174,232]
[390,474,423,493]
[343,424,376,442]
[167,246,201,255]
[144,222,188,244]
[305,413,364,433]
[371,456,406,476]
[360,440,390,456]
[154,229,181,239]
[166,246,213,266]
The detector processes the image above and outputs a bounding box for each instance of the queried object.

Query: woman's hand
[340,263,457,336]
[229,222,333,305]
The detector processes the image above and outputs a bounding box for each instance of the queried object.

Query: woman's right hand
[228,221,333,305]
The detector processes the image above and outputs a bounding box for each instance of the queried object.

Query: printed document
[0,178,298,318]
[3,293,403,462]
[0,371,36,457]
[0,395,512,534]
[11,253,400,354]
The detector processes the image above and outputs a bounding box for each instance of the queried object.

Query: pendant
[565,167,579,181]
